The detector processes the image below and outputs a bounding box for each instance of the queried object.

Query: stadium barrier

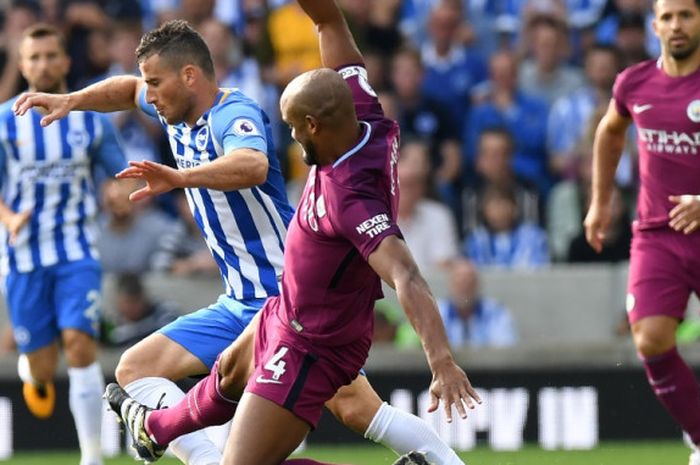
[0,263,639,346]
[0,360,691,456]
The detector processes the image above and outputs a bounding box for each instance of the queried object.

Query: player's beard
[668,35,700,61]
[301,142,319,166]
[33,76,63,94]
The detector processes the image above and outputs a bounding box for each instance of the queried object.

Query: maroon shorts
[245,298,371,428]
[627,225,700,324]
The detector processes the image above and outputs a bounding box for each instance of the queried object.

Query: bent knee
[328,393,377,434]
[633,325,677,358]
[115,347,151,385]
[62,331,97,367]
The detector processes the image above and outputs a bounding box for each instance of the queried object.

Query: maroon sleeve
[327,182,401,260]
[612,68,631,118]
[337,65,384,121]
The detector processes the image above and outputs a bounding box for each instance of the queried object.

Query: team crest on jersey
[233,119,260,137]
[687,100,700,123]
[195,126,209,151]
[66,129,89,149]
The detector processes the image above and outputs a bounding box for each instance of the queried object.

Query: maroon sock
[146,361,237,446]
[641,346,700,444]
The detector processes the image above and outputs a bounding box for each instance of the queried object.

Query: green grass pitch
[5,441,692,465]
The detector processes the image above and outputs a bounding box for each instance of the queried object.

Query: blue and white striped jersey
[138,87,294,300]
[0,97,127,275]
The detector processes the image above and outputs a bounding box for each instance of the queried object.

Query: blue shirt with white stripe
[138,87,294,301]
[0,96,127,275]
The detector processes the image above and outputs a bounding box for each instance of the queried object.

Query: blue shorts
[159,294,265,369]
[4,259,102,353]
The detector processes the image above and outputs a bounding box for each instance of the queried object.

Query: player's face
[654,0,700,60]
[140,54,191,125]
[18,36,69,93]
[281,102,319,166]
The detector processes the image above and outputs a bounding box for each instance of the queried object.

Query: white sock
[17,354,37,384]
[124,377,222,465]
[365,402,465,465]
[68,362,105,465]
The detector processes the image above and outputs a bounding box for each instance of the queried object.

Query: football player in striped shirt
[0,24,127,465]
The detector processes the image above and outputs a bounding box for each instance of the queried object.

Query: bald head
[449,258,479,308]
[281,68,356,128]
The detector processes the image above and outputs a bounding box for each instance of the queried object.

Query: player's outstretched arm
[13,75,144,126]
[583,99,630,253]
[297,0,363,69]
[116,148,268,201]
[368,235,481,421]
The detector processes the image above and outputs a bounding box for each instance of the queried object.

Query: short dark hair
[136,20,214,79]
[116,273,145,298]
[585,42,623,70]
[617,12,646,31]
[22,23,68,53]
[527,14,568,35]
[479,127,514,153]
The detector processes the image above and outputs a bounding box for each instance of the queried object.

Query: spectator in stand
[465,184,549,268]
[338,0,403,58]
[96,179,176,274]
[0,0,39,101]
[266,2,323,187]
[518,14,586,106]
[239,1,275,69]
[438,258,517,347]
[59,0,113,88]
[397,140,460,272]
[151,190,218,276]
[199,18,278,124]
[267,1,320,88]
[390,46,462,210]
[101,273,179,348]
[420,2,488,129]
[396,258,518,348]
[614,12,652,68]
[595,0,657,60]
[100,20,162,164]
[462,127,540,235]
[548,147,595,262]
[154,0,214,30]
[567,183,631,263]
[547,43,621,179]
[466,50,551,195]
[362,48,391,93]
[547,107,633,262]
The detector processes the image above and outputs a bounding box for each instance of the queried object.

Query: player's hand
[116,160,186,202]
[669,195,700,234]
[4,210,31,245]
[427,359,481,423]
[13,92,73,126]
[583,202,611,253]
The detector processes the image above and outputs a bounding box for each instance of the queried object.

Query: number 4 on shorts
[264,347,289,381]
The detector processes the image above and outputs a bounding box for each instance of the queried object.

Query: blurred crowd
[0,0,656,349]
